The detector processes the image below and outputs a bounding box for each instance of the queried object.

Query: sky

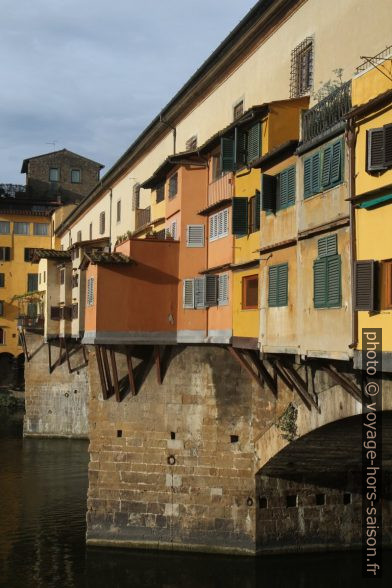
[0,0,257,184]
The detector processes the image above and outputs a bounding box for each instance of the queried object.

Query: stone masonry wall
[24,332,89,438]
[86,345,272,555]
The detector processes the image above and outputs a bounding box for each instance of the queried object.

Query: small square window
[168,173,178,199]
[233,100,244,120]
[315,493,326,506]
[49,167,59,182]
[242,274,258,310]
[290,38,313,98]
[186,135,197,151]
[71,169,81,183]
[286,495,298,508]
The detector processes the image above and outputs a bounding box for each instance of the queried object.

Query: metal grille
[356,44,392,74]
[290,38,314,98]
[301,81,351,143]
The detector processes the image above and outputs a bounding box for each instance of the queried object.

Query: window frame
[242,274,259,310]
[33,223,49,236]
[70,168,81,183]
[290,37,314,98]
[0,221,10,234]
[14,222,30,235]
[168,172,178,200]
[49,167,60,182]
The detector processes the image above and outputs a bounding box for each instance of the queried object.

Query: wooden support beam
[48,340,52,374]
[322,363,362,404]
[57,338,64,369]
[100,346,113,398]
[244,351,277,396]
[64,338,72,374]
[126,352,137,396]
[95,346,108,400]
[110,349,121,403]
[154,346,162,385]
[273,360,293,391]
[276,360,319,412]
[81,345,88,365]
[20,329,30,362]
[227,346,264,389]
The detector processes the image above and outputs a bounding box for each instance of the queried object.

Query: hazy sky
[1,0,257,184]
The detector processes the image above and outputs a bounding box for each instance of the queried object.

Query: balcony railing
[18,315,44,331]
[207,173,234,207]
[135,206,151,230]
[302,81,351,144]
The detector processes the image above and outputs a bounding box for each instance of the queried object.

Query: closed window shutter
[87,278,94,306]
[236,127,248,167]
[0,247,11,261]
[132,183,141,210]
[206,275,218,307]
[330,140,342,184]
[222,209,229,236]
[321,146,332,188]
[50,306,60,320]
[277,264,288,306]
[220,137,235,172]
[303,157,312,198]
[187,225,204,247]
[354,260,376,311]
[384,124,392,167]
[268,266,278,307]
[99,212,105,234]
[183,279,194,309]
[0,274,4,287]
[218,274,228,305]
[232,197,248,236]
[327,255,341,307]
[318,234,337,257]
[278,169,288,209]
[209,216,215,240]
[27,274,38,292]
[255,190,261,230]
[314,258,327,308]
[367,128,385,171]
[194,277,206,308]
[287,166,296,206]
[247,122,261,163]
[261,174,277,211]
[311,152,320,194]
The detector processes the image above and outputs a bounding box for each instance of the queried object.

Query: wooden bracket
[110,349,121,402]
[227,346,264,390]
[127,351,137,396]
[95,345,109,400]
[275,359,320,412]
[244,350,277,396]
[48,338,64,374]
[19,328,30,362]
[154,346,163,385]
[321,363,362,404]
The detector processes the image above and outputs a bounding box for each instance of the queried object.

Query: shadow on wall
[0,353,25,390]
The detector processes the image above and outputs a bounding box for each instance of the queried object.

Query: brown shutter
[50,306,60,320]
[384,123,392,167]
[367,128,385,171]
[354,260,376,311]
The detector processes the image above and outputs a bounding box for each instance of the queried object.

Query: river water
[0,411,390,588]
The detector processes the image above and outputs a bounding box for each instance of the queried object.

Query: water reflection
[0,413,391,587]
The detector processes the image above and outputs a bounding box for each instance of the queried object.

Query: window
[0,301,4,316]
[72,273,79,288]
[60,268,65,285]
[367,124,392,171]
[268,264,288,307]
[209,208,229,241]
[0,247,11,261]
[0,221,10,234]
[183,275,219,309]
[72,303,78,319]
[183,279,195,309]
[354,259,392,311]
[304,139,343,198]
[220,122,261,172]
[233,100,244,120]
[218,274,229,306]
[27,273,38,292]
[99,211,105,235]
[87,277,94,306]
[24,248,33,262]
[290,38,313,98]
[71,169,81,183]
[243,274,259,309]
[76,230,82,243]
[0,274,4,287]
[186,225,204,247]
[14,222,29,235]
[232,193,261,236]
[0,328,5,345]
[49,167,59,182]
[89,222,93,240]
[116,200,121,223]
[211,154,221,182]
[167,220,177,239]
[33,223,49,236]
[261,167,296,213]
[168,173,178,199]
[132,183,140,210]
[186,135,198,151]
[156,183,165,203]
[314,234,341,308]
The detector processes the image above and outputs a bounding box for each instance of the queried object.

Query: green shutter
[321,145,332,188]
[367,128,385,171]
[304,157,312,198]
[278,169,288,209]
[314,258,327,308]
[27,273,38,292]
[268,266,278,306]
[247,123,261,163]
[236,127,247,167]
[261,174,277,212]
[277,264,288,306]
[287,166,296,206]
[220,137,235,172]
[330,140,342,184]
[326,255,341,307]
[311,152,320,194]
[318,234,337,257]
[255,190,261,230]
[232,197,248,236]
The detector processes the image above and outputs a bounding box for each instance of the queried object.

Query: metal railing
[356,44,392,74]
[207,173,234,207]
[18,315,45,330]
[135,206,151,230]
[302,81,351,143]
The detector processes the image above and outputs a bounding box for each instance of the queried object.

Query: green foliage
[277,403,298,441]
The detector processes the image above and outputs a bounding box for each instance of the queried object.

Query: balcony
[18,315,44,332]
[302,81,351,144]
[135,206,151,231]
[208,173,234,207]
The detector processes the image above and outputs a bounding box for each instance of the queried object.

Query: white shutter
[218,274,229,305]
[217,211,223,237]
[194,277,206,308]
[87,277,95,306]
[187,225,204,247]
[183,279,194,308]
[222,209,229,237]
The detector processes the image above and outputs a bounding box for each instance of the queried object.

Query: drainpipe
[109,189,113,252]
[346,120,358,350]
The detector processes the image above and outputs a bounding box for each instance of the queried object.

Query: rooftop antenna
[46,141,58,153]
